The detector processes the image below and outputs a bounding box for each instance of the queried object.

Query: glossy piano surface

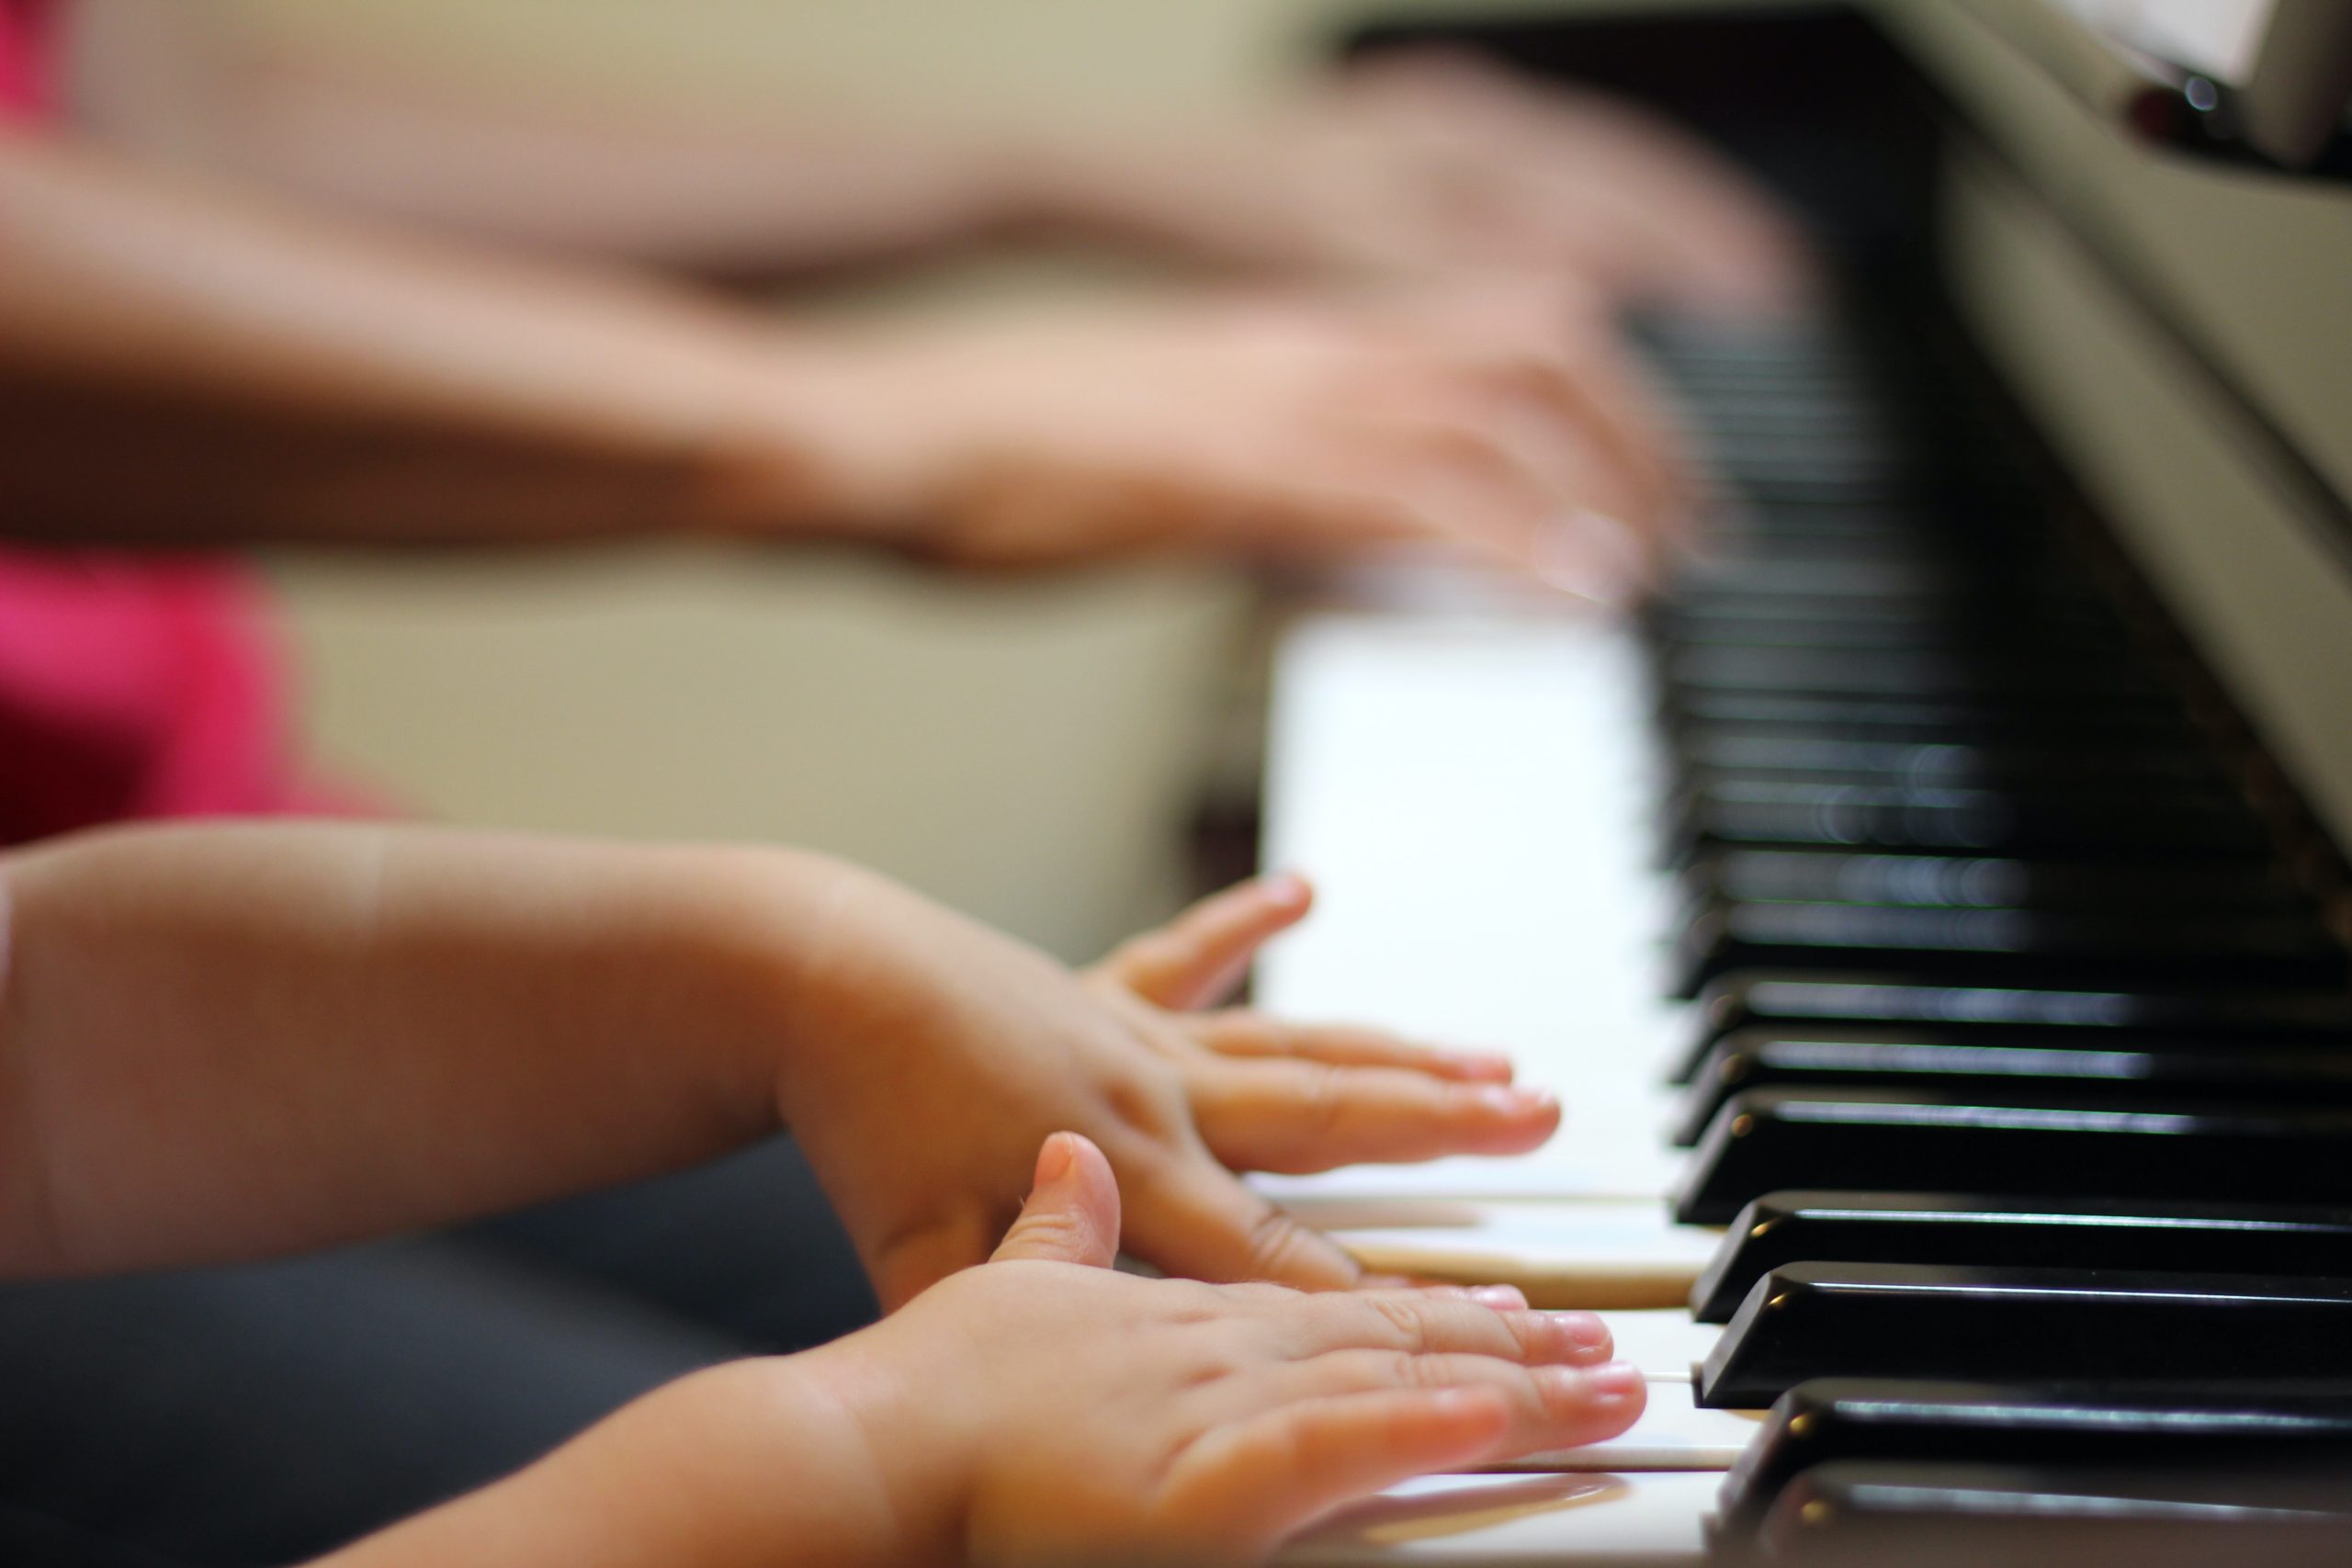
[1716,1379,2352,1537]
[1688,1191,2352,1322]
[1696,1262,2352,1409]
[1261,5,2352,1559]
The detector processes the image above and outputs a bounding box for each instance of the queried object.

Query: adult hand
[761,282,1689,598]
[1064,46,1817,318]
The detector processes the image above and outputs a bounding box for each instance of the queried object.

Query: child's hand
[775,869,1561,1308]
[808,1134,1645,1565]
[335,1135,1643,1568]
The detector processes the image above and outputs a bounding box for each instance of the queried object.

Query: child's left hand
[772,868,1558,1308]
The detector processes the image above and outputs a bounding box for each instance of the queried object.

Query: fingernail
[1540,1360,1644,1407]
[1467,1284,1528,1310]
[1535,512,1640,606]
[1265,869,1312,906]
[1453,1051,1516,1081]
[1479,1085,1557,1117]
[1547,1311,1612,1359]
[1585,1361,1645,1404]
[1031,1134,1075,1191]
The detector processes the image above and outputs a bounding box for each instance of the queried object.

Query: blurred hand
[773,870,1561,1310]
[1069,47,1815,318]
[391,1135,1644,1568]
[764,282,1690,598]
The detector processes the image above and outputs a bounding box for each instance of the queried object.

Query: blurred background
[246,0,1568,962]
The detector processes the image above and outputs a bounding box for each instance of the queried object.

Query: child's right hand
[324,1134,1645,1568]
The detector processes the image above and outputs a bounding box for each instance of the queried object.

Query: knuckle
[1385,1348,1437,1391]
[1363,1293,1432,1353]
[1245,1205,1323,1283]
[1293,1061,1349,1140]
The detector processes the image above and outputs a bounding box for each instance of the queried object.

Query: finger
[1192,1058,1560,1175]
[1129,1157,1364,1292]
[1191,1011,1515,1083]
[1394,282,1696,553]
[1275,1291,1614,1367]
[988,1133,1123,1269]
[1097,873,1316,1010]
[1485,333,1693,560]
[1161,1386,1513,1552]
[1280,1352,1647,1458]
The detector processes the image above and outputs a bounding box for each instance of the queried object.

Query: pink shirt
[1,0,325,842]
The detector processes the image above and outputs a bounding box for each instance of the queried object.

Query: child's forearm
[304,1357,903,1568]
[0,821,844,1278]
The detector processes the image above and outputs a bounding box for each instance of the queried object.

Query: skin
[0,130,1682,592]
[67,5,1814,310]
[0,826,1620,1560]
[0,11,1821,590]
[0,823,1556,1294]
[311,1134,1648,1568]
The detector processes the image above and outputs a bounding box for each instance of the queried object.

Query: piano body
[1254,2,2352,1560]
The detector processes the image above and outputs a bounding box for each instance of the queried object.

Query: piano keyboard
[1260,311,2352,1561]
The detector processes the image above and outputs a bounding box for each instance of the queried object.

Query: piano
[1254,3,2352,1560]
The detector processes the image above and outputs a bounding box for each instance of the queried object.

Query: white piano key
[1593,1310,1725,1383]
[1496,1377,1764,1472]
[1280,1471,1719,1564]
[1283,1197,1724,1309]
[1255,613,1688,1209]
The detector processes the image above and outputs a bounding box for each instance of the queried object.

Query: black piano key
[1664,781,2270,860]
[1670,1030,2352,1145]
[1662,690,2192,743]
[1717,1379,2352,1537]
[1663,646,2167,703]
[1754,1460,2352,1561]
[1680,972,2352,1077]
[1694,1263,2352,1408]
[1688,850,2296,909]
[1671,1089,2352,1226]
[1689,1193,2352,1321]
[1666,898,2343,1001]
[1665,556,2033,600]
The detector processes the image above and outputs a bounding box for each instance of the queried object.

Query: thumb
[989,1133,1123,1269]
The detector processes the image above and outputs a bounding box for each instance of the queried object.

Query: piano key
[1752,1460,2352,1562]
[1279,1471,1721,1565]
[1689,1194,2352,1321]
[1668,898,2338,994]
[1594,1310,1728,1382]
[1662,689,2193,742]
[1716,1379,2352,1536]
[1654,604,2131,654]
[1288,1197,1721,1310]
[1496,1376,1766,1472]
[1672,1028,2352,1144]
[1664,781,2271,859]
[1253,615,1690,1206]
[1671,1089,2352,1226]
[1687,849,2298,908]
[1660,655,2175,716]
[1680,973,2352,1077]
[1694,1263,2352,1409]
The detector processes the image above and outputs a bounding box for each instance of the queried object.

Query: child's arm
[0,822,1555,1295]
[311,1134,1648,1568]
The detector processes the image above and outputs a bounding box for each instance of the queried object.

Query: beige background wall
[243,0,1706,960]
[237,0,1354,962]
